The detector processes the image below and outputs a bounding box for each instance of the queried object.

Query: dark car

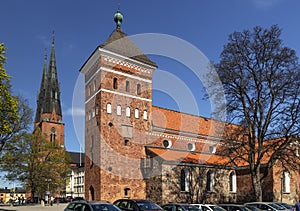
[219,204,251,211]
[274,203,293,211]
[64,200,122,211]
[162,203,200,211]
[113,199,163,211]
[244,202,289,211]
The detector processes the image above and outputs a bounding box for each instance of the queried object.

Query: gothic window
[126,106,130,117]
[135,108,139,119]
[137,84,141,95]
[143,110,148,120]
[126,81,130,92]
[229,171,237,192]
[113,78,118,89]
[180,169,190,192]
[209,145,216,154]
[107,103,112,114]
[50,127,56,142]
[206,170,214,191]
[117,105,122,116]
[283,171,290,193]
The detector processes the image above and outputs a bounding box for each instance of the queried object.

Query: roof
[100,28,157,68]
[146,146,232,167]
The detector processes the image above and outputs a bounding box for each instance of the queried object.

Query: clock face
[51,127,56,133]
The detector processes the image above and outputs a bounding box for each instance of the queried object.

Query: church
[79,10,300,205]
[35,9,300,205]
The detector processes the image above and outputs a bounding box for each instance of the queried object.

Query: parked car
[192,204,226,211]
[245,202,289,211]
[219,204,251,211]
[64,200,122,211]
[162,203,200,211]
[114,199,163,211]
[273,203,293,211]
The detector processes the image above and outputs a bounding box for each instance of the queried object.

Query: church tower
[35,34,64,148]
[80,10,157,201]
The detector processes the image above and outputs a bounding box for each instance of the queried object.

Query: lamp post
[45,179,52,205]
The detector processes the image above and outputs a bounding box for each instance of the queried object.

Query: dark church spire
[35,33,62,123]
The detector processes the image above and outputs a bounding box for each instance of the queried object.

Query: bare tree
[208,25,300,201]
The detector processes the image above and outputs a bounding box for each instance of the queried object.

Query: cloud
[65,107,85,116]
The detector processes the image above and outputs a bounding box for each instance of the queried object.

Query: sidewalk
[0,203,67,211]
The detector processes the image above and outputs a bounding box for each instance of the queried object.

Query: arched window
[107,103,112,114]
[283,171,290,193]
[206,170,214,191]
[229,171,237,192]
[113,78,118,89]
[143,110,148,120]
[126,81,130,92]
[209,145,216,154]
[137,84,141,95]
[117,105,122,116]
[180,169,190,192]
[135,108,139,119]
[50,127,56,142]
[126,106,130,117]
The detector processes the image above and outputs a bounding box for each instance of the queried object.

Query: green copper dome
[114,10,123,28]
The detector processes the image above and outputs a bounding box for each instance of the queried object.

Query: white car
[192,204,226,211]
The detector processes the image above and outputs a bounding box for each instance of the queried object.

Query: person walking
[294,200,300,211]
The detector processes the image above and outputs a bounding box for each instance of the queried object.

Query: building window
[137,84,141,95]
[93,80,96,91]
[180,169,190,192]
[229,171,237,192]
[126,81,130,92]
[143,110,147,120]
[124,188,130,197]
[283,171,290,193]
[107,103,112,114]
[126,106,130,117]
[113,78,118,89]
[135,108,139,119]
[117,105,122,116]
[209,145,216,154]
[124,139,129,146]
[50,127,56,142]
[188,143,195,151]
[163,140,172,148]
[206,170,214,191]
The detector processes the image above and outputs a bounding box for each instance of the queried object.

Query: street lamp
[45,179,52,205]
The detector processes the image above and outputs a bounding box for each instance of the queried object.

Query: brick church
[79,10,299,205]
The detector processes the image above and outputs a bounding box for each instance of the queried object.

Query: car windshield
[182,205,200,211]
[136,201,162,210]
[269,204,285,210]
[92,204,121,211]
[210,206,226,211]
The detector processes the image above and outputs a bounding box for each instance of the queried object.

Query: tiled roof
[100,28,157,68]
[146,147,232,167]
[151,106,227,138]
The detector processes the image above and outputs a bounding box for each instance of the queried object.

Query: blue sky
[2,0,300,154]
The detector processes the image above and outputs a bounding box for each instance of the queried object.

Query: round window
[163,140,172,148]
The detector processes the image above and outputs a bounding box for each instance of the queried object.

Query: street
[0,204,67,211]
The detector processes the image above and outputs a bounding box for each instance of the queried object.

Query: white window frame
[143,110,148,120]
[135,108,139,119]
[117,105,122,116]
[107,103,112,114]
[283,171,290,193]
[126,106,130,117]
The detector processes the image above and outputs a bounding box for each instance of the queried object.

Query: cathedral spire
[35,33,62,124]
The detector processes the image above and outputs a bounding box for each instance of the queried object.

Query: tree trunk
[252,173,263,201]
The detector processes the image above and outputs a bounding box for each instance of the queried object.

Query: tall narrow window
[143,110,148,120]
[113,78,118,89]
[137,84,141,95]
[107,103,112,114]
[135,109,139,119]
[50,127,56,142]
[126,81,130,92]
[206,170,214,191]
[117,105,122,116]
[126,106,130,117]
[229,171,237,192]
[283,171,290,193]
[180,169,190,192]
